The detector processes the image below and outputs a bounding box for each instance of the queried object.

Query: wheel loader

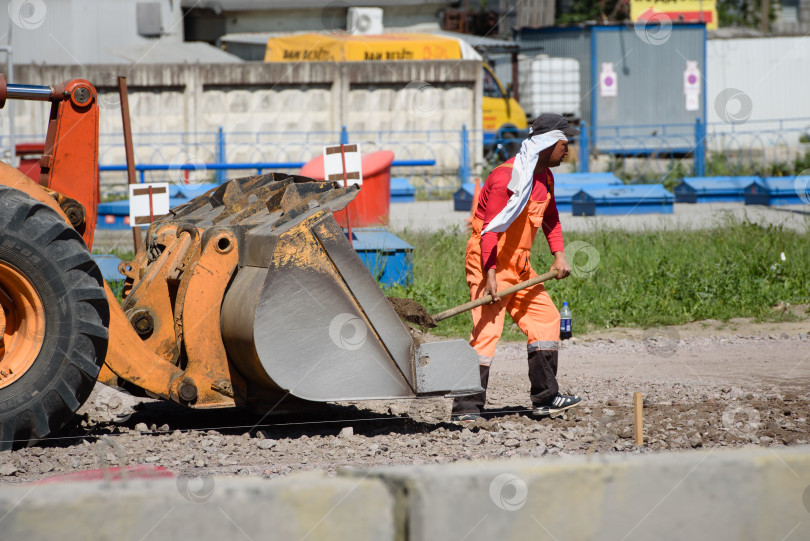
[0,76,481,450]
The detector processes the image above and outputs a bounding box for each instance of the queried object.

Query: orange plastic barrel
[300,150,394,227]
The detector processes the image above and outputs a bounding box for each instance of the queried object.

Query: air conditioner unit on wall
[348,7,384,35]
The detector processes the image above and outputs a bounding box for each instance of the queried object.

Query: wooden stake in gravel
[634,392,644,445]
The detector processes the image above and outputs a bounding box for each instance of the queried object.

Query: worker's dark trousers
[451,364,490,414]
[528,349,559,406]
[451,350,559,414]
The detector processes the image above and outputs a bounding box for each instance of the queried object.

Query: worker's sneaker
[532,393,582,417]
[450,412,480,423]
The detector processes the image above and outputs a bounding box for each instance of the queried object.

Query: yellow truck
[264,33,527,148]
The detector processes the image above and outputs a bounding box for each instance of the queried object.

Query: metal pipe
[6,83,52,100]
[118,76,142,253]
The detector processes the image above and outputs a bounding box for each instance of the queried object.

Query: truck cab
[482,63,528,147]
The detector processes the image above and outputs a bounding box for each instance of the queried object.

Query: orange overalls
[452,162,562,414]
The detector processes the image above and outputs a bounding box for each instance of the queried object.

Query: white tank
[518,55,581,121]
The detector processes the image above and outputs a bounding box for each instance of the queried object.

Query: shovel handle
[433,269,559,322]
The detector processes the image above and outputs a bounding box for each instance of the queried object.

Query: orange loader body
[0,76,481,449]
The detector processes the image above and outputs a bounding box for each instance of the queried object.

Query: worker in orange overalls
[451,113,582,422]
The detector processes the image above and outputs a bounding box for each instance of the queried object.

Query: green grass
[385,218,810,340]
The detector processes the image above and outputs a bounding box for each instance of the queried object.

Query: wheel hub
[0,262,45,389]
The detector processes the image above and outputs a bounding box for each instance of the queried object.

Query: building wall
[0,0,183,65]
[3,61,481,176]
[706,36,810,124]
[184,2,448,42]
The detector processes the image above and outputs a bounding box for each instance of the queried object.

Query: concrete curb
[358,445,810,541]
[0,472,394,541]
[1,446,809,540]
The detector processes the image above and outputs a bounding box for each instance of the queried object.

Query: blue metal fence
[4,116,809,193]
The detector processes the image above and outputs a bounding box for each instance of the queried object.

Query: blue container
[553,172,622,186]
[390,177,415,203]
[92,254,125,281]
[744,177,805,206]
[675,176,758,203]
[453,183,477,212]
[348,229,413,287]
[572,185,674,216]
[553,185,578,214]
[554,182,625,213]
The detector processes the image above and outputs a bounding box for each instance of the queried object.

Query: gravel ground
[1,322,809,484]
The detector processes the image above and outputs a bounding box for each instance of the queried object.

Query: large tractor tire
[0,186,109,450]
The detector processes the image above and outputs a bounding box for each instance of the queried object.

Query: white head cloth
[482,129,567,234]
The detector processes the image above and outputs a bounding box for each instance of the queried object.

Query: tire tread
[0,189,109,449]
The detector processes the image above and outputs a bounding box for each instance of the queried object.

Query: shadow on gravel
[43,400,470,450]
[478,406,536,420]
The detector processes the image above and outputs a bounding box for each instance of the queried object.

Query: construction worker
[451,113,582,422]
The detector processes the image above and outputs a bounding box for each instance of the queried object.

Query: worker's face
[549,140,569,167]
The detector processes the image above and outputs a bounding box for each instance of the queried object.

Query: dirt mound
[387,297,436,328]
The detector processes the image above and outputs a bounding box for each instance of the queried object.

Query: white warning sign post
[323,144,362,245]
[683,60,701,112]
[129,182,170,227]
[599,63,617,97]
[323,144,362,186]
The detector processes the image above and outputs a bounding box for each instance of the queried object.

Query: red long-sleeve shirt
[475,161,564,270]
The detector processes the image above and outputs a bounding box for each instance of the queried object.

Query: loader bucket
[162,174,482,402]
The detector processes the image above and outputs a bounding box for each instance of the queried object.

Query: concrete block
[0,472,394,541]
[359,446,810,541]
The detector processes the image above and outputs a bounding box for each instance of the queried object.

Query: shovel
[390,269,559,329]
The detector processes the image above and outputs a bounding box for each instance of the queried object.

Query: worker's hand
[483,268,500,303]
[549,251,571,280]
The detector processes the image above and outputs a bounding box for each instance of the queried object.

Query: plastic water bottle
[560,302,572,340]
